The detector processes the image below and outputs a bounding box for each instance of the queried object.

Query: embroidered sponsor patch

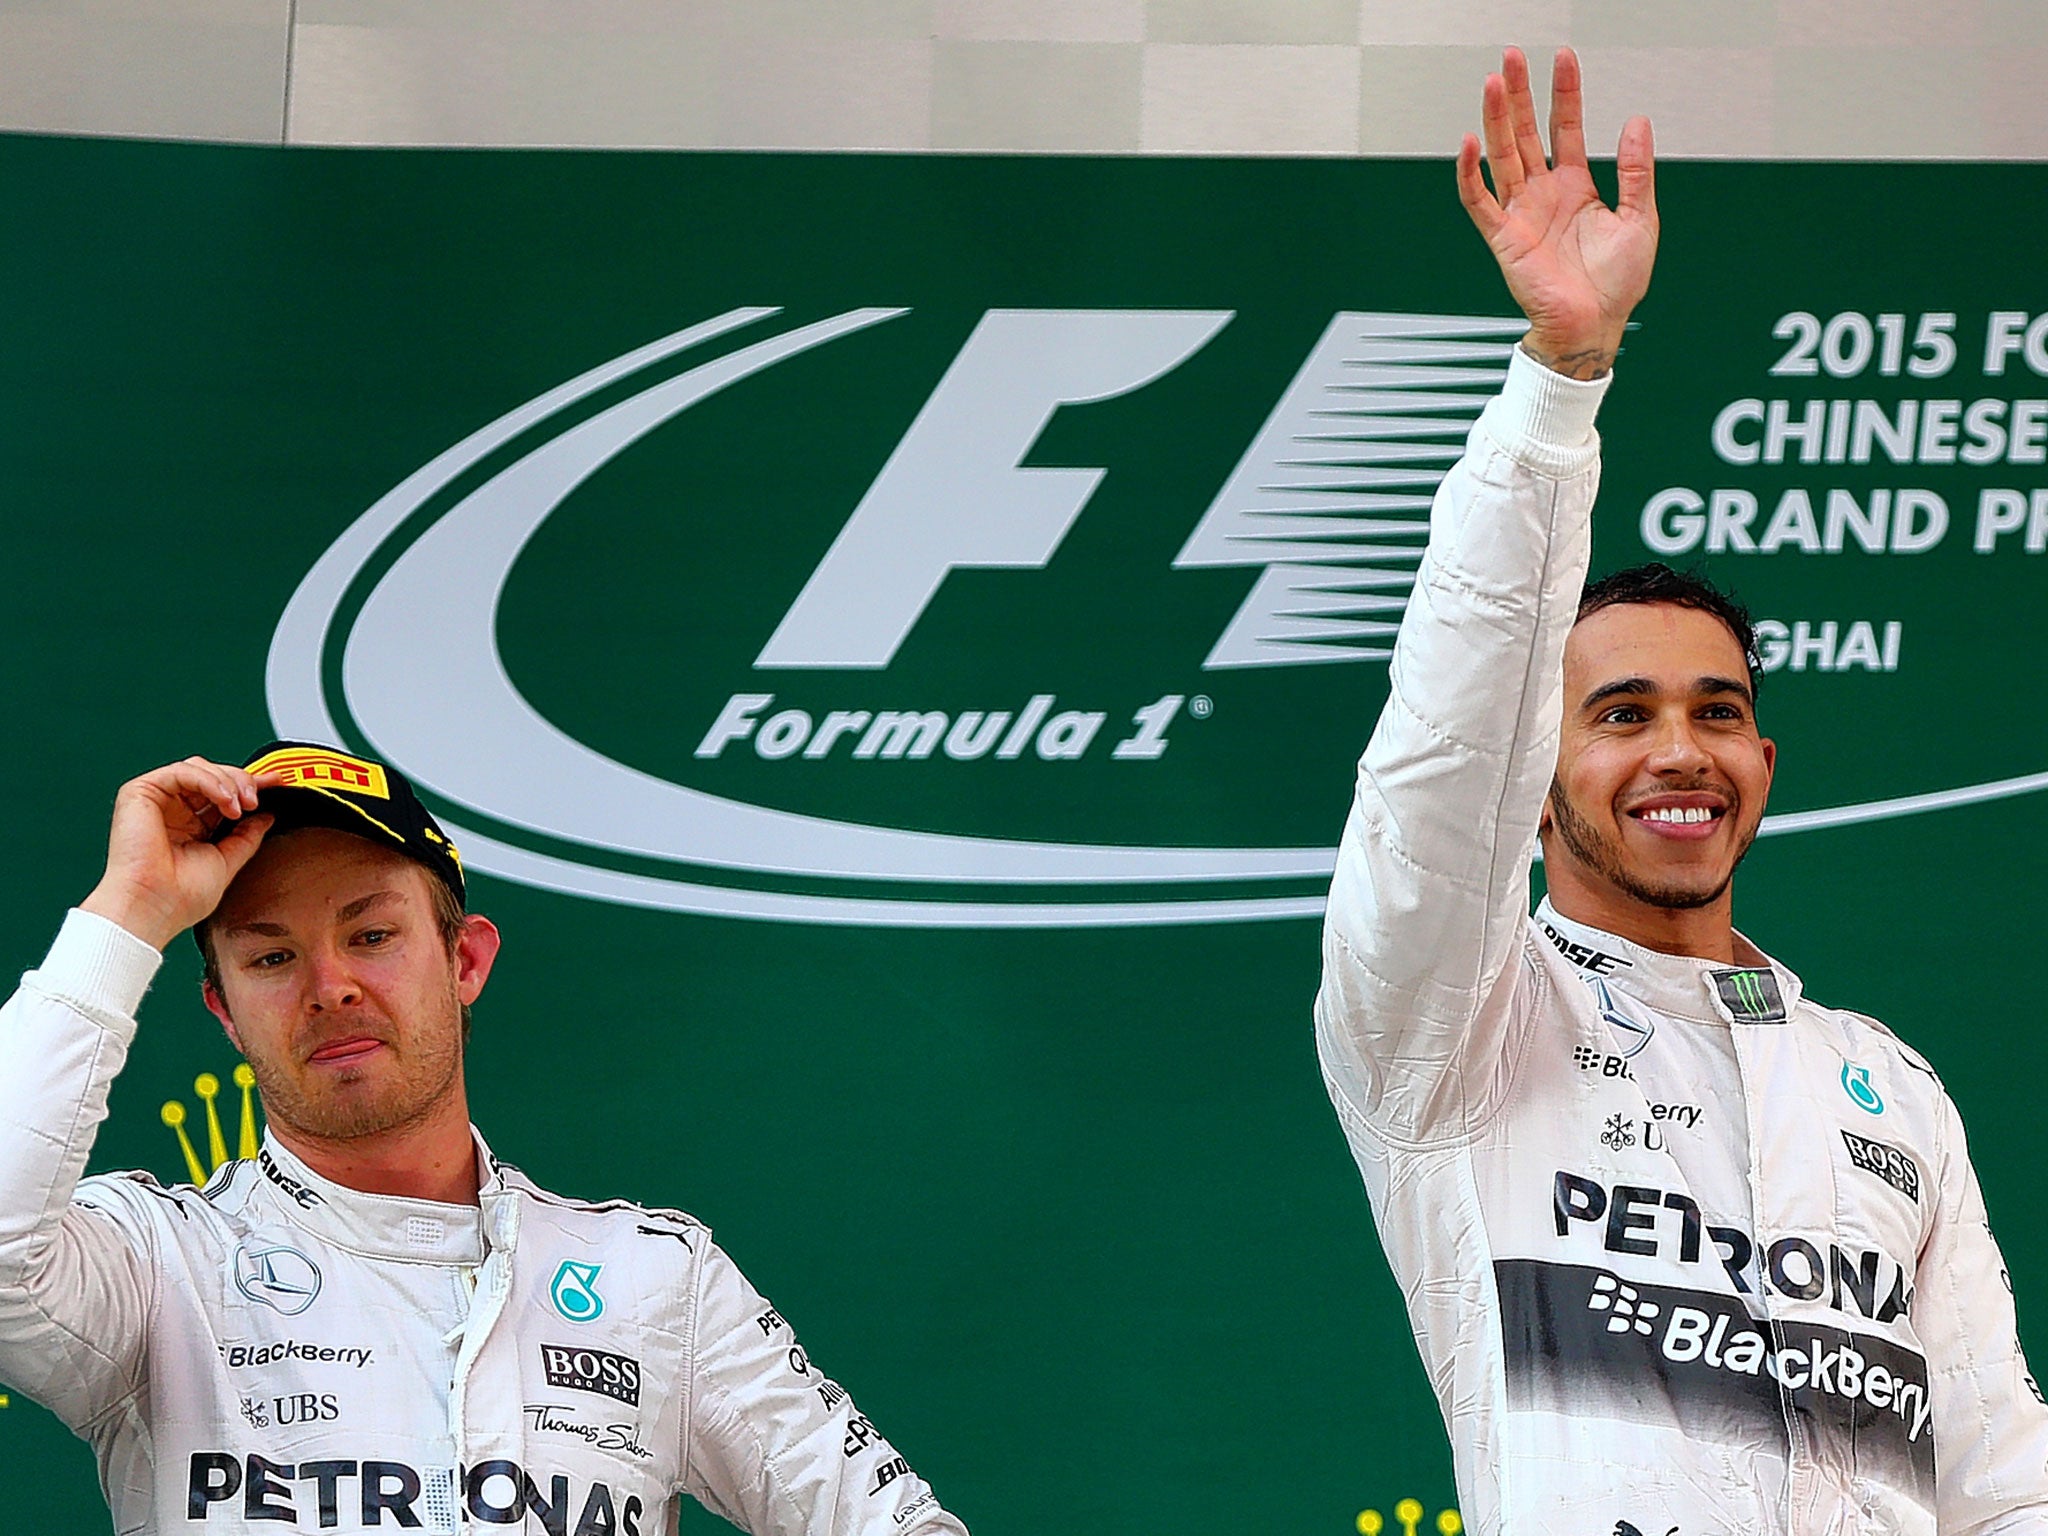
[1842,1129,1920,1202]
[1710,967,1787,1024]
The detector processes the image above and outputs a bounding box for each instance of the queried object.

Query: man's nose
[304,948,363,1012]
[1646,714,1713,772]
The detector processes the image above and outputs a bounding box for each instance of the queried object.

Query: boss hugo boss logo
[1842,1130,1920,1201]
[233,1244,323,1317]
[540,1345,641,1407]
[868,1457,913,1497]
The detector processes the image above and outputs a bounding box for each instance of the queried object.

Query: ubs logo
[234,1245,322,1317]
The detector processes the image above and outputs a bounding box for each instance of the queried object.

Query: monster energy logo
[1711,968,1787,1024]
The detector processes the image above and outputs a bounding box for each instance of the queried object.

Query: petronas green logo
[1841,1063,1886,1116]
[550,1261,605,1323]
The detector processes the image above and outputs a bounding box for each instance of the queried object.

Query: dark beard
[1546,775,1756,910]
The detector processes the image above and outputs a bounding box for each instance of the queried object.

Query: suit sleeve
[1314,348,1608,1145]
[682,1240,968,1536]
[1918,1087,2048,1533]
[0,909,161,1428]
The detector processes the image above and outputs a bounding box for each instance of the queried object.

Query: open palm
[1456,48,1658,378]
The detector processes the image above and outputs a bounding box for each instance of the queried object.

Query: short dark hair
[1575,562,1762,697]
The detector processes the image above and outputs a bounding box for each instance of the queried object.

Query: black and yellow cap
[235,741,465,906]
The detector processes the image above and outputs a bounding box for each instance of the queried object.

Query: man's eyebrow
[1696,674,1756,705]
[222,890,403,942]
[223,920,288,941]
[1580,677,1654,709]
[336,890,404,923]
[1580,675,1755,710]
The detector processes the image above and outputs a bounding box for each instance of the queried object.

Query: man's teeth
[1641,806,1716,824]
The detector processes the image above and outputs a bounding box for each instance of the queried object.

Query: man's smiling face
[1543,601,1776,921]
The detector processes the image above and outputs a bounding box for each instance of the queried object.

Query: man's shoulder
[71,1162,252,1245]
[495,1159,711,1245]
[1792,992,1949,1101]
[77,1161,241,1209]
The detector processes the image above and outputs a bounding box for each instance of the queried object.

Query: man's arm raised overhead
[1314,48,1657,1145]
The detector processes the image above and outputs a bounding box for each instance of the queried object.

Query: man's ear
[454,914,502,1008]
[202,980,244,1054]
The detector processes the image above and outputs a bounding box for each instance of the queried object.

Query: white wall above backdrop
[0,0,2042,157]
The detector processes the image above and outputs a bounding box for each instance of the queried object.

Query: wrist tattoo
[1519,340,1615,381]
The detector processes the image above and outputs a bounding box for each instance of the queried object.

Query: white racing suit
[0,910,970,1536]
[1315,350,2048,1535]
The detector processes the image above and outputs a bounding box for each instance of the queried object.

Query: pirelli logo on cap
[246,747,391,800]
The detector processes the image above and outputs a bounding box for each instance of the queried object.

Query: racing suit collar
[1533,899,1804,1025]
[251,1129,506,1264]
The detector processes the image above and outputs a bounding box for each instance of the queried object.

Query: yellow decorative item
[161,1065,263,1185]
[1356,1502,1458,1536]
[160,1101,204,1186]
[195,1074,226,1170]
[236,1065,259,1159]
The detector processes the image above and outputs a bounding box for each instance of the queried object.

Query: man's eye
[1600,705,1646,724]
[356,927,396,948]
[249,951,291,970]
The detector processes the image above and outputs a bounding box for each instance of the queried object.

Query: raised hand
[1456,47,1658,380]
[79,758,275,952]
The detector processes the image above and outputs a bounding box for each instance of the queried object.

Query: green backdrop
[2,135,2044,1533]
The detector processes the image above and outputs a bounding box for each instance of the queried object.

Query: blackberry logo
[1573,1043,1636,1080]
[1587,1273,1661,1335]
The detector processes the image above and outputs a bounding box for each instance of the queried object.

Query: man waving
[1317,47,2048,1536]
